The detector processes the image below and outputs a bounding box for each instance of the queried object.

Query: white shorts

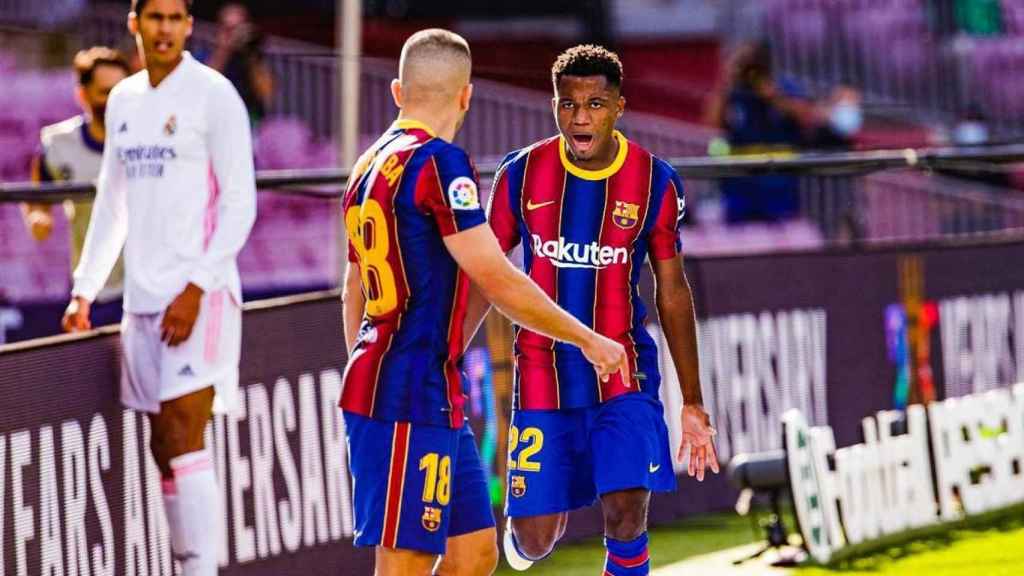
[120,289,241,414]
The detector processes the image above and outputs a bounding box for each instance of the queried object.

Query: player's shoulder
[107,70,148,104]
[420,139,473,174]
[648,150,682,186]
[424,138,469,160]
[39,115,85,146]
[650,155,677,177]
[498,135,559,174]
[187,54,244,101]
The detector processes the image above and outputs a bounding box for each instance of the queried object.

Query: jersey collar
[145,51,193,92]
[559,130,628,181]
[392,118,436,138]
[79,116,104,153]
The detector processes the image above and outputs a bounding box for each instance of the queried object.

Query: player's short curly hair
[551,44,623,89]
[73,47,130,86]
[131,0,194,15]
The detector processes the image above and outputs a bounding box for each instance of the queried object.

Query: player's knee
[511,521,559,560]
[468,539,498,576]
[603,503,647,541]
[151,410,206,464]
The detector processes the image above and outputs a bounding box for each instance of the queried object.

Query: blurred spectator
[20,47,129,326]
[810,85,863,150]
[809,85,866,243]
[939,104,1012,188]
[705,41,817,223]
[201,3,274,124]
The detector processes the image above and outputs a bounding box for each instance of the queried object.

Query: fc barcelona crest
[422,506,442,532]
[510,475,527,498]
[612,201,640,229]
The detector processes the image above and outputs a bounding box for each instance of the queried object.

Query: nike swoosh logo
[526,199,555,211]
[649,463,661,473]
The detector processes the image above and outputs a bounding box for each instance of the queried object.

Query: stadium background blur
[2,1,1024,575]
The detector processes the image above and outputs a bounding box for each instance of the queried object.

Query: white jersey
[72,52,256,313]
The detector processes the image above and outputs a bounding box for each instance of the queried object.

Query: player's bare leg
[600,488,651,575]
[506,512,568,564]
[434,526,499,576]
[149,386,219,575]
[375,547,439,576]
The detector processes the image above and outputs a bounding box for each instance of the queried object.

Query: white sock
[166,450,220,576]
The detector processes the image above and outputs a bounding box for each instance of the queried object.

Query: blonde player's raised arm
[444,224,630,384]
[188,78,257,293]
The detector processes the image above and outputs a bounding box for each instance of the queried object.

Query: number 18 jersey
[340,120,487,428]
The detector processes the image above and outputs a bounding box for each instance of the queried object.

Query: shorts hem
[596,480,676,497]
[120,397,160,414]
[505,499,596,518]
[447,514,497,538]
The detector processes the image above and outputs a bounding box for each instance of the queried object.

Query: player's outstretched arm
[445,225,629,383]
[67,103,129,332]
[651,254,719,481]
[342,261,365,354]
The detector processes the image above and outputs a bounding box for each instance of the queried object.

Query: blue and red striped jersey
[340,119,487,428]
[488,131,686,410]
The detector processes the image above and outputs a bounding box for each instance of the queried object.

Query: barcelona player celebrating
[480,45,720,573]
[340,31,629,576]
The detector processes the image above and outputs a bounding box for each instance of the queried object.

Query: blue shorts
[344,412,495,554]
[505,393,676,518]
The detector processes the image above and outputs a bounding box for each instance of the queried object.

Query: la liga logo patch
[447,176,480,211]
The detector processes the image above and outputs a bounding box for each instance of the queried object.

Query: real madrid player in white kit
[62,0,256,574]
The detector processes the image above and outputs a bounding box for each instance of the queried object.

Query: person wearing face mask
[941,106,1011,189]
[706,41,818,223]
[806,85,865,242]
[21,47,130,327]
[811,86,863,150]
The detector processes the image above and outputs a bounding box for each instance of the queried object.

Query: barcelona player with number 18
[339,30,629,576]
[472,45,721,574]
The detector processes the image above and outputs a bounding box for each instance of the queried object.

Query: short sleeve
[486,157,522,253]
[649,169,686,260]
[414,146,487,237]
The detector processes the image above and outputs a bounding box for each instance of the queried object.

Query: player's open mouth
[571,134,594,154]
[154,41,173,53]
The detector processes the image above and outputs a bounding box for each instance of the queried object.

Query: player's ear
[617,96,625,119]
[185,15,194,38]
[74,86,88,113]
[127,11,138,35]
[390,79,403,108]
[460,83,473,112]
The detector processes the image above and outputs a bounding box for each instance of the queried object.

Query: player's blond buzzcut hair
[398,28,472,106]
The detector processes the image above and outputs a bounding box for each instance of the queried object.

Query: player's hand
[26,209,53,241]
[161,283,204,347]
[678,404,719,482]
[580,332,630,385]
[62,296,92,333]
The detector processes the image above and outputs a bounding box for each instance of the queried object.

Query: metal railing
[2,145,1023,302]
[3,144,1023,229]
